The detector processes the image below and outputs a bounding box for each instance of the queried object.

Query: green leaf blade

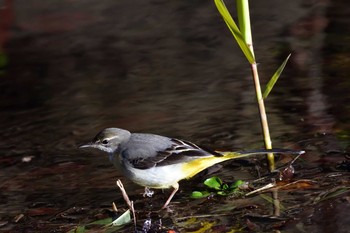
[229,180,244,189]
[191,191,211,199]
[204,176,223,190]
[110,209,131,227]
[214,0,255,64]
[263,54,291,99]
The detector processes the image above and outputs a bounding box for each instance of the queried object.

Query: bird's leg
[161,183,179,209]
[143,187,154,197]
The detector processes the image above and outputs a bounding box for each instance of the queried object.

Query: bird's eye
[102,139,109,145]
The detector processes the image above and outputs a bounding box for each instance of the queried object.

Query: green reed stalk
[236,0,274,171]
[214,0,276,171]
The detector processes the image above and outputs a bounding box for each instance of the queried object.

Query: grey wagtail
[80,128,303,209]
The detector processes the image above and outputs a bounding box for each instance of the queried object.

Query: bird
[79,127,303,209]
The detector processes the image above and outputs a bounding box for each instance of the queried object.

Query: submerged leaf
[187,221,215,233]
[259,194,285,210]
[74,226,86,233]
[67,226,86,233]
[276,179,317,190]
[88,218,113,226]
[314,187,350,203]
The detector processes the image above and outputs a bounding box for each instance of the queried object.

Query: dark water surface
[0,0,349,232]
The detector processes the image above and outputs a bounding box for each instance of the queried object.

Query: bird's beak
[79,142,114,153]
[79,142,94,149]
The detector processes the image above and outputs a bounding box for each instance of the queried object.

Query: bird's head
[79,128,131,154]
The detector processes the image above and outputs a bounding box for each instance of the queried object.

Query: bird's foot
[143,187,154,197]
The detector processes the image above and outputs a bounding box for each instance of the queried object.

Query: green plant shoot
[263,54,291,99]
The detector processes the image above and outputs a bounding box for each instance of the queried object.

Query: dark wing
[124,138,222,170]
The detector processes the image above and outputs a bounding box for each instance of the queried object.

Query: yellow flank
[181,151,246,179]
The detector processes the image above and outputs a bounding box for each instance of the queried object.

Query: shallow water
[0,0,349,232]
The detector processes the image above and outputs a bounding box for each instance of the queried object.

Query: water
[0,0,349,232]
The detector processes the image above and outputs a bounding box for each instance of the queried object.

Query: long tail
[219,148,305,159]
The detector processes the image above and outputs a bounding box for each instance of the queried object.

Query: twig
[116,179,137,229]
[245,182,276,196]
[116,179,132,209]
